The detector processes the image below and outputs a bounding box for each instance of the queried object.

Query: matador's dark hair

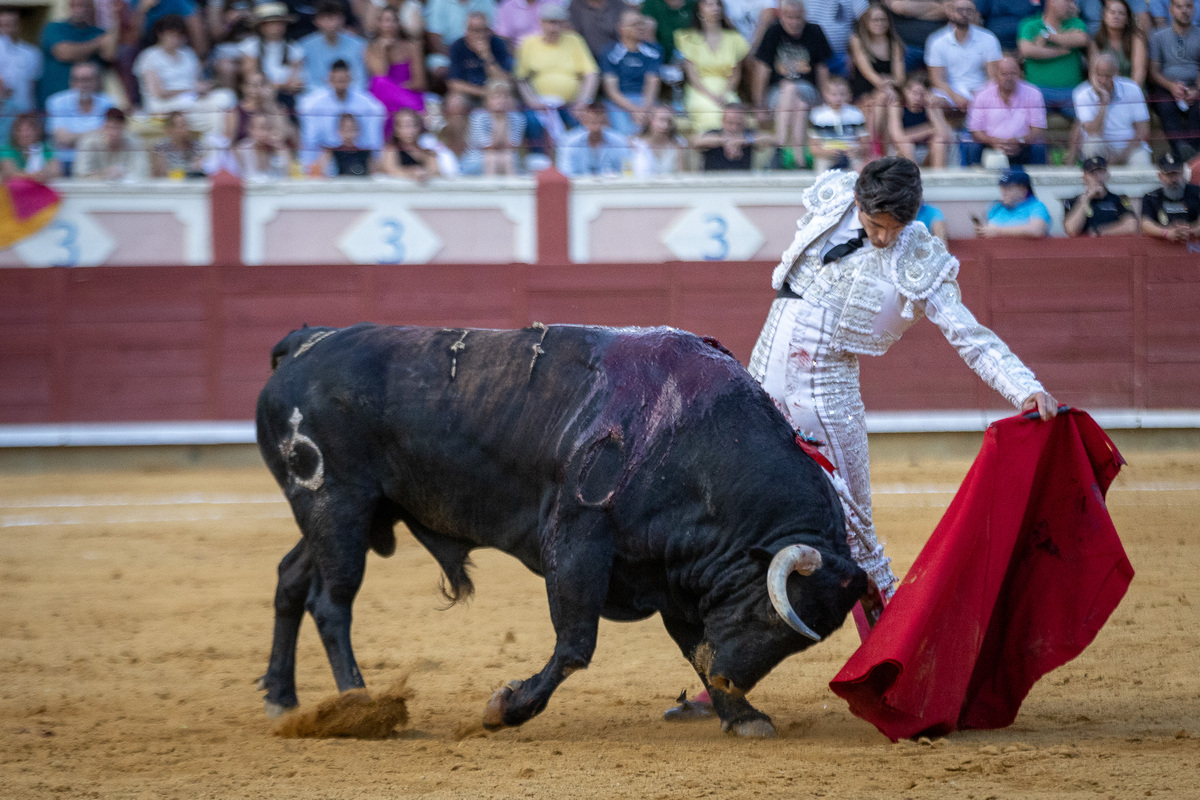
[854,156,923,225]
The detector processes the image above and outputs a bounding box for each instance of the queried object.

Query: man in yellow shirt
[516,4,600,142]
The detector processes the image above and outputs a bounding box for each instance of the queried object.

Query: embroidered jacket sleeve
[901,228,1045,408]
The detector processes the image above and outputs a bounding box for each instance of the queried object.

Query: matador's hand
[1021,391,1058,421]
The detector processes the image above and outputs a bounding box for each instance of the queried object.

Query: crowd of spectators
[0,0,1198,204]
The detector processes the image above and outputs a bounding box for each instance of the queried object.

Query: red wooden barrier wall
[1,237,1197,424]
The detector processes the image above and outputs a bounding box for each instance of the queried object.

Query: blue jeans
[961,139,1047,166]
[1037,86,1076,120]
[604,95,643,137]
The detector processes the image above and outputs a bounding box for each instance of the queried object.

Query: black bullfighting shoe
[663,690,714,721]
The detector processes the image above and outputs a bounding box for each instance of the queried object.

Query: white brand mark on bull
[280,408,325,491]
[293,329,339,360]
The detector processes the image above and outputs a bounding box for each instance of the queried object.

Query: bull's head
[766,545,824,642]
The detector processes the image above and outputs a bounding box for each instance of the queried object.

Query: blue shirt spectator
[447,29,513,88]
[599,11,662,137]
[1150,0,1200,26]
[38,0,112,107]
[916,203,949,241]
[556,101,629,175]
[299,2,368,90]
[46,62,115,175]
[987,194,1051,227]
[980,168,1052,237]
[975,0,1039,50]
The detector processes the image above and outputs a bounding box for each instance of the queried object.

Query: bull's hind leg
[260,538,312,717]
[483,506,614,730]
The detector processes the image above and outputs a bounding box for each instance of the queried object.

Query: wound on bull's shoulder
[448,331,469,380]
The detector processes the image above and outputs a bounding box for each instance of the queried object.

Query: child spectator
[600,9,663,137]
[314,112,375,175]
[676,0,749,133]
[239,3,307,109]
[152,109,207,176]
[696,102,759,170]
[847,3,904,153]
[631,103,686,176]
[461,80,527,174]
[235,110,293,180]
[974,167,1051,238]
[888,74,951,167]
[1140,151,1200,241]
[1063,156,1139,237]
[46,62,116,178]
[1073,51,1152,166]
[379,107,440,179]
[1148,0,1200,159]
[0,113,60,183]
[808,76,869,170]
[555,100,629,175]
[1089,0,1147,86]
[965,56,1048,166]
[1017,0,1089,120]
[75,107,151,180]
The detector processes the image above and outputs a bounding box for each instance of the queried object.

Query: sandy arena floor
[1,446,1198,799]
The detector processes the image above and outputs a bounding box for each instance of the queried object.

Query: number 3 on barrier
[703,214,729,261]
[50,220,81,267]
[379,218,406,264]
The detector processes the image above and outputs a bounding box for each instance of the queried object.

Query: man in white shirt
[298,59,387,166]
[1073,51,1152,166]
[0,8,44,146]
[46,62,116,177]
[924,0,1002,114]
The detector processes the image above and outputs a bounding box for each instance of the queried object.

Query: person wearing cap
[1063,155,1139,236]
[1141,151,1200,241]
[975,167,1051,237]
[1073,51,1151,167]
[74,107,151,180]
[240,3,307,104]
[515,4,600,134]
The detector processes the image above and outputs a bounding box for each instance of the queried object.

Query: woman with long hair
[367,5,426,122]
[631,104,687,177]
[234,111,293,180]
[0,112,60,182]
[379,108,439,181]
[1089,0,1146,86]
[225,69,295,148]
[848,2,905,154]
[674,0,750,133]
[887,74,951,167]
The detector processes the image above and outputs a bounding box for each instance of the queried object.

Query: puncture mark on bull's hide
[448,330,469,380]
[528,321,549,375]
[577,429,624,507]
[280,408,325,491]
[293,329,339,360]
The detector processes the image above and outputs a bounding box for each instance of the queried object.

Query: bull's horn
[767,545,823,642]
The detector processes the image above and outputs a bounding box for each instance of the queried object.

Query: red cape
[829,409,1133,741]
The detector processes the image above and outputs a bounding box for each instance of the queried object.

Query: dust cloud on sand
[272,679,412,739]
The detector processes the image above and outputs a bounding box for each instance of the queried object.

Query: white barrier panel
[241,176,537,265]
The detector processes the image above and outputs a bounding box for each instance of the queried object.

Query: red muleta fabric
[828,409,1133,741]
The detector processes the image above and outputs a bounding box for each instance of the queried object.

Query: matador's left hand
[1021,391,1058,421]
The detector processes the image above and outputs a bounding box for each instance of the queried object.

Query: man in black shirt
[1063,156,1138,236]
[1141,152,1200,243]
[751,0,832,164]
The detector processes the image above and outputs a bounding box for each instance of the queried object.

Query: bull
[255,322,867,737]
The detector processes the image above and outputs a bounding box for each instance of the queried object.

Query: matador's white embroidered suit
[748,170,1045,599]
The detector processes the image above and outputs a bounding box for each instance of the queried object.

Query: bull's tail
[269,326,341,371]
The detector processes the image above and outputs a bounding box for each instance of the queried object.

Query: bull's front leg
[483,507,614,730]
[259,539,312,717]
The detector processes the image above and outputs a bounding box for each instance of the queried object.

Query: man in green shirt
[1017,0,1088,118]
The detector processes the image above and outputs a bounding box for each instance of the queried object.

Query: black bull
[256,322,867,737]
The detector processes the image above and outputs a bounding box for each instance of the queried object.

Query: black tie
[822,230,865,264]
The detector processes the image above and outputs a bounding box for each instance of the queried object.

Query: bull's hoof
[256,675,268,691]
[722,718,777,738]
[264,699,293,720]
[482,680,524,730]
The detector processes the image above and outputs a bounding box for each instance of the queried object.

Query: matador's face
[857,209,906,249]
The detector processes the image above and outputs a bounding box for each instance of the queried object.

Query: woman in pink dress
[367,5,426,129]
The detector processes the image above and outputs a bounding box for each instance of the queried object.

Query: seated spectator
[570,0,624,63]
[426,0,496,87]
[299,2,368,92]
[1063,156,1139,236]
[315,112,376,175]
[515,5,600,139]
[0,113,60,183]
[75,107,151,180]
[916,201,949,241]
[642,0,696,63]
[461,79,527,174]
[1140,151,1200,241]
[235,111,293,179]
[721,0,777,51]
[1089,0,1147,87]
[298,59,387,166]
[493,0,558,47]
[808,76,869,170]
[881,0,945,70]
[975,0,1038,51]
[696,102,759,170]
[0,8,43,148]
[1017,0,1089,119]
[805,0,868,79]
[1148,0,1200,159]
[130,0,208,57]
[750,0,827,163]
[975,167,1051,238]
[848,3,904,150]
[556,100,629,175]
[924,0,1001,117]
[38,0,116,108]
[677,0,749,133]
[379,107,441,179]
[368,4,427,118]
[631,103,686,176]
[447,12,512,106]
[239,3,307,109]
[1150,0,1200,27]
[1073,52,1152,166]
[133,14,235,136]
[601,9,663,136]
[888,74,951,166]
[151,109,207,176]
[226,69,295,148]
[46,62,116,177]
[209,0,256,60]
[965,56,1048,166]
